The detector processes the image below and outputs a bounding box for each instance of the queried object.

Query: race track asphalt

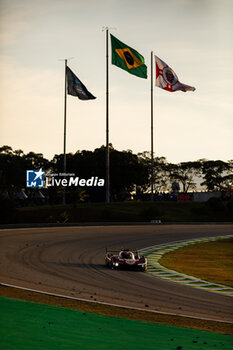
[0,224,232,322]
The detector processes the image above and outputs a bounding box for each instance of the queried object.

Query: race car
[105,248,147,271]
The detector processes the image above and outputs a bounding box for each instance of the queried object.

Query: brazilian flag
[111,34,147,79]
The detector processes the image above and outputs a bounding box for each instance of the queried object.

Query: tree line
[0,145,232,203]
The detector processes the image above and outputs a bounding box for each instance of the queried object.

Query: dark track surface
[0,225,233,322]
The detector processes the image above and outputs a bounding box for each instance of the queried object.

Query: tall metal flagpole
[105,28,110,203]
[150,51,154,201]
[63,59,67,205]
[102,26,116,203]
[59,57,73,205]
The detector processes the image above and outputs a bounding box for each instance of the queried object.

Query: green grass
[9,200,232,224]
[160,238,233,287]
[1,296,232,350]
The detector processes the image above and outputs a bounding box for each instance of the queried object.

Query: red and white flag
[155,55,195,92]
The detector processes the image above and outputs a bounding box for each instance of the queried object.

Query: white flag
[155,56,195,92]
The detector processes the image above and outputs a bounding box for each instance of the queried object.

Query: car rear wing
[105,248,139,254]
[105,248,120,254]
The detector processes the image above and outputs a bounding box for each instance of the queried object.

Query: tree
[154,157,171,192]
[201,160,233,191]
[137,153,171,194]
[110,148,149,200]
[0,145,13,154]
[24,152,50,169]
[51,145,150,201]
[168,161,202,193]
[0,146,50,191]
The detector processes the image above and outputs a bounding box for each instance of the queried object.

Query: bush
[205,197,226,214]
[227,199,233,215]
[141,205,162,220]
[0,197,18,223]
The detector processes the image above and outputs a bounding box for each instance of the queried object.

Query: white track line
[1,282,233,324]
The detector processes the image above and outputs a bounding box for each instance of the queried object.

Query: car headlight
[114,262,119,267]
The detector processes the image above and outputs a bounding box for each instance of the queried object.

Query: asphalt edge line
[1,223,233,231]
[1,282,233,325]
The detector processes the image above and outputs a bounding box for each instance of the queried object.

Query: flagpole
[151,51,154,201]
[106,28,110,203]
[63,59,67,205]
[59,57,74,205]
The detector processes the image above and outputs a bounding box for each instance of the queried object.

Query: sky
[0,0,232,163]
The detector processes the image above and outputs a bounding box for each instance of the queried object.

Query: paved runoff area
[141,235,233,296]
[1,296,232,350]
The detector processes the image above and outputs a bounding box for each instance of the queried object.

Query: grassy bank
[160,238,233,287]
[1,296,232,350]
[11,200,233,224]
[1,197,232,224]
